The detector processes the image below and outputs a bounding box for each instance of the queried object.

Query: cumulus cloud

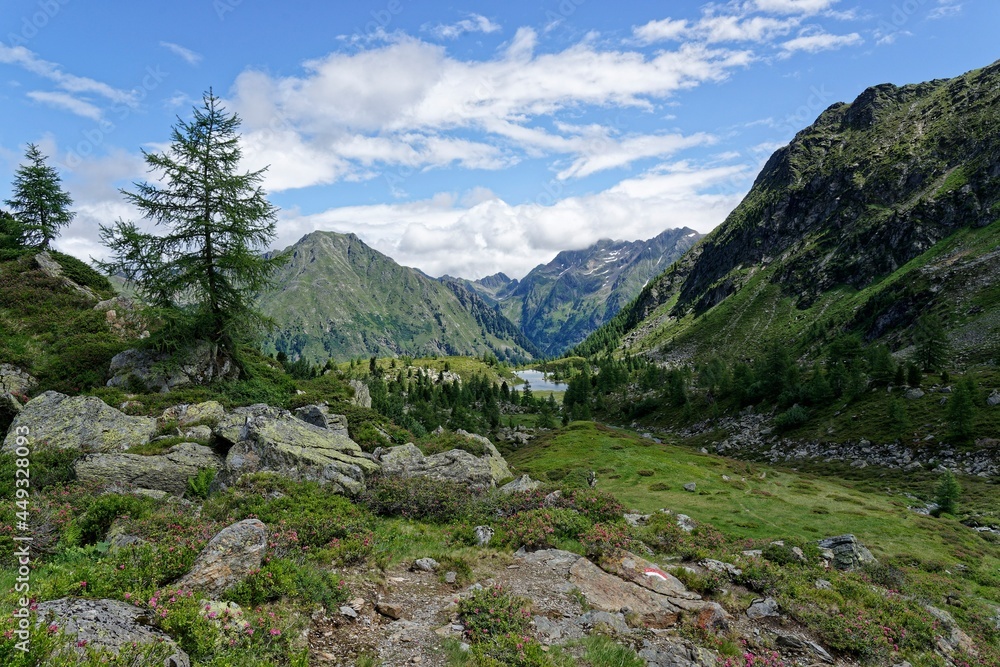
[227,33,752,191]
[752,0,840,15]
[267,161,752,279]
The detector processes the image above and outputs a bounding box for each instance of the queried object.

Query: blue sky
[1,0,996,278]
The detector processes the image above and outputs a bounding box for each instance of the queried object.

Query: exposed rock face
[1,391,156,453]
[455,429,513,481]
[499,474,541,494]
[107,342,239,393]
[94,295,148,340]
[0,363,37,395]
[212,408,377,496]
[746,597,780,619]
[639,643,718,667]
[378,443,505,490]
[34,251,100,301]
[176,519,268,596]
[294,404,349,436]
[75,443,223,496]
[817,534,877,571]
[520,549,724,630]
[350,379,372,408]
[35,598,189,667]
[161,401,226,428]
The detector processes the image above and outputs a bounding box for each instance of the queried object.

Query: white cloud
[267,161,752,279]
[928,1,962,20]
[160,41,202,66]
[228,33,753,191]
[0,45,137,107]
[780,30,861,54]
[752,0,840,15]
[430,14,501,39]
[26,91,102,120]
[633,18,689,44]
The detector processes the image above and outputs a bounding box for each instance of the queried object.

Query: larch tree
[98,89,284,366]
[4,144,75,249]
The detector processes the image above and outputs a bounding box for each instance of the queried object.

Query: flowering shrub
[223,558,349,610]
[458,585,531,641]
[722,648,786,667]
[500,509,591,550]
[579,522,633,558]
[638,512,726,560]
[556,488,625,523]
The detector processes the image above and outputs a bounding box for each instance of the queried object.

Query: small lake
[513,369,568,392]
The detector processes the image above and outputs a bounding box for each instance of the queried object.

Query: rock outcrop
[520,549,726,629]
[817,534,877,571]
[0,363,37,395]
[75,443,223,496]
[1,391,156,453]
[35,597,189,667]
[378,443,506,490]
[212,407,377,496]
[176,519,268,596]
[294,404,349,436]
[107,342,239,393]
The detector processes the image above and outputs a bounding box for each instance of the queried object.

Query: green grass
[508,422,1000,567]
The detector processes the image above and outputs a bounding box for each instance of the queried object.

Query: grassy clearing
[508,422,1000,568]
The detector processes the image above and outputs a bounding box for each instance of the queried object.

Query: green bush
[0,448,78,500]
[361,475,475,524]
[774,404,809,431]
[557,488,625,523]
[458,585,531,642]
[224,558,349,609]
[49,250,114,293]
[77,494,156,544]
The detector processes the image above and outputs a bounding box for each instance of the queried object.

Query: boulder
[35,597,189,667]
[107,342,239,393]
[34,251,100,301]
[639,642,718,667]
[817,534,877,571]
[568,557,683,627]
[413,557,439,572]
[700,559,743,577]
[212,408,377,496]
[94,296,148,339]
[683,482,697,492]
[474,525,494,546]
[988,391,1000,407]
[160,401,226,428]
[598,551,700,601]
[212,404,285,446]
[1,391,156,453]
[75,443,223,496]
[499,474,540,495]
[455,429,513,481]
[294,404,349,437]
[925,605,976,655]
[378,443,505,490]
[905,388,925,400]
[0,363,37,395]
[350,379,372,408]
[746,597,780,619]
[176,519,268,596]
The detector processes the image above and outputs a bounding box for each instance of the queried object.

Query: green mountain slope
[256,231,538,363]
[581,61,1000,364]
[462,228,702,356]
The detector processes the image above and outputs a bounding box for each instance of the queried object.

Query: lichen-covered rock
[212,408,377,496]
[294,404,349,436]
[1,391,156,453]
[35,597,189,667]
[350,379,372,408]
[75,443,223,496]
[163,400,226,428]
[176,519,268,596]
[499,474,541,494]
[746,597,780,619]
[378,443,501,490]
[94,295,148,340]
[817,534,877,571]
[0,363,37,395]
[108,342,239,393]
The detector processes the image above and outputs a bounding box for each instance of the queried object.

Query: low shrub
[361,476,474,524]
[500,509,591,550]
[77,494,156,545]
[556,488,625,523]
[458,585,531,641]
[579,522,633,558]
